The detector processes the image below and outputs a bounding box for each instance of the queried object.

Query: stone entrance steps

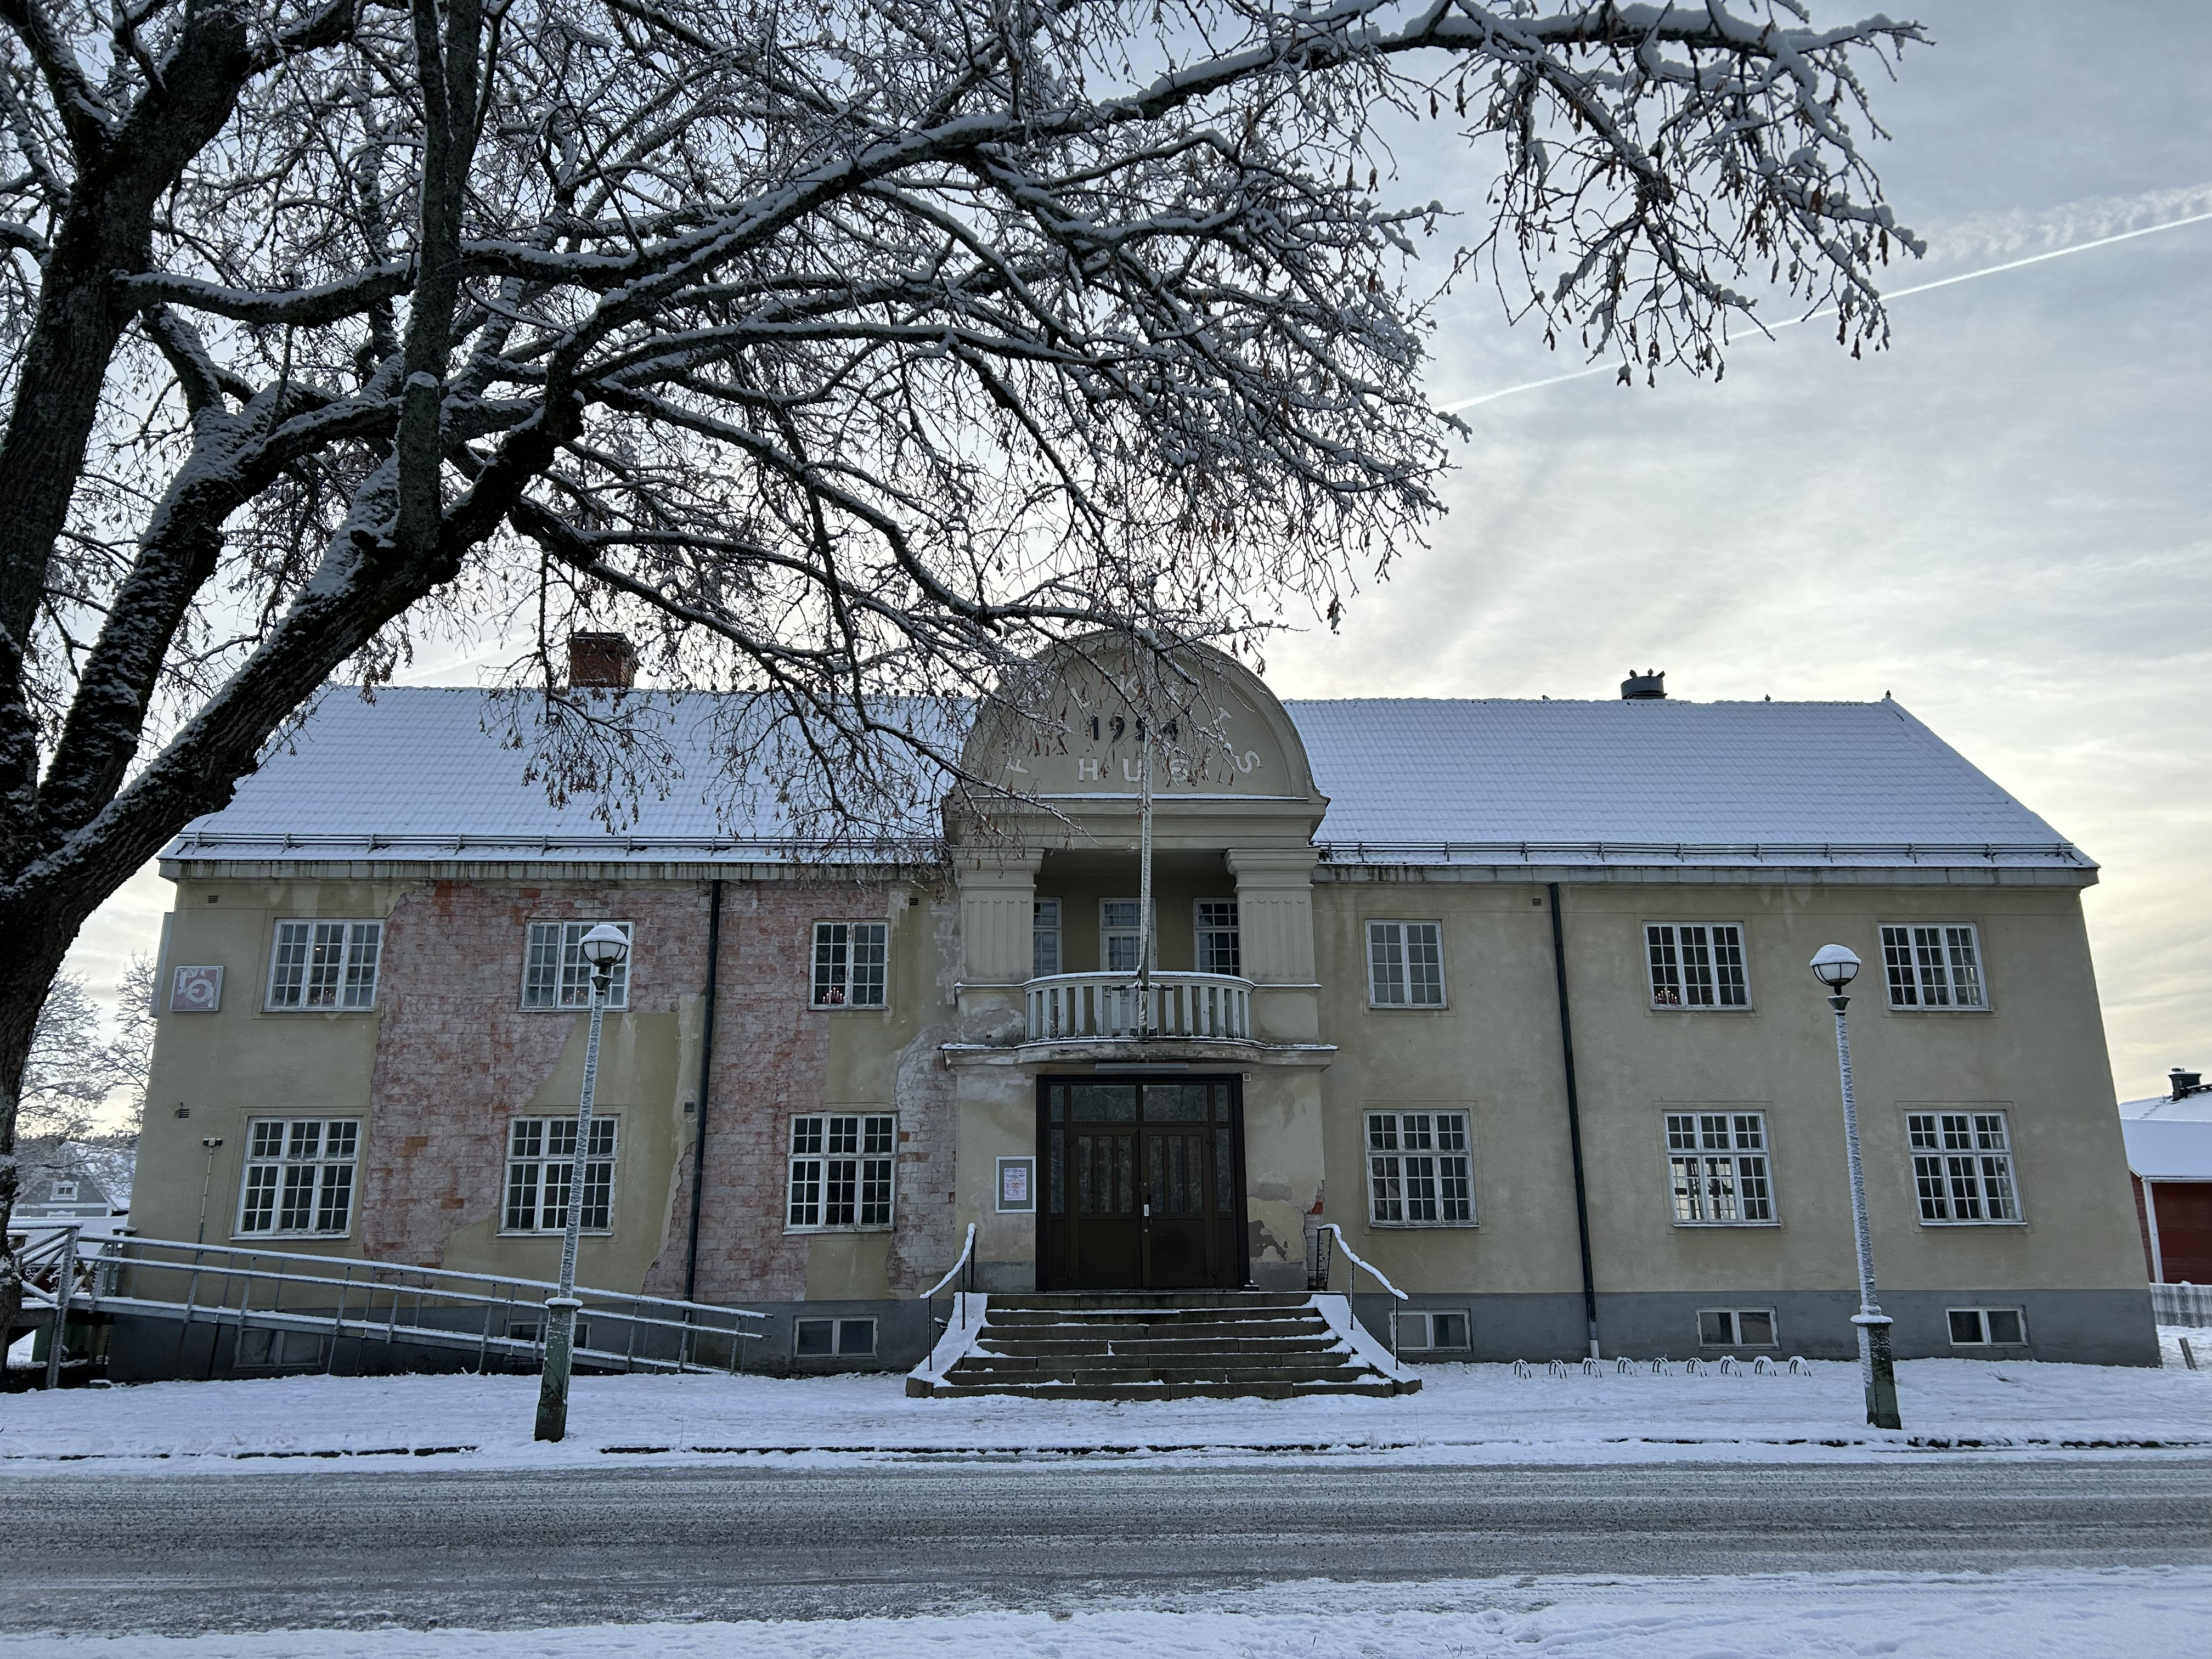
[908,1291,1419,1400]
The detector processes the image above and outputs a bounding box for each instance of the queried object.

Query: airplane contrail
[1440,206,2212,414]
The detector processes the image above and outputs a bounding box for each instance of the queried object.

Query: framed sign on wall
[996,1156,1036,1214]
[170,966,224,1013]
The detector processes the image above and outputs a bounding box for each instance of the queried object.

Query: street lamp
[534,922,631,1443]
[1810,943,1903,1430]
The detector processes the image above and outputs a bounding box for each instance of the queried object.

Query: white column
[1226,848,1318,1043]
[954,850,1042,988]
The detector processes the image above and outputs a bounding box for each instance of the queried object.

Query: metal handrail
[923,1222,979,1333]
[1317,1222,1407,1363]
[922,1223,978,1301]
[71,1234,765,1378]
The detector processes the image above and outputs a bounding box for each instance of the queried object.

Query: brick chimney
[568,632,637,689]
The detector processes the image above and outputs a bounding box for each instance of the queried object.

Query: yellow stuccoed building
[118,640,2157,1378]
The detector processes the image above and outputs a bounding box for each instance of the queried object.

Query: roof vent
[568,632,637,690]
[2171,1068,2208,1102]
[1620,669,1666,701]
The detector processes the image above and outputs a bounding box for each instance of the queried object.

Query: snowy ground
[2,1568,2205,1657]
[4,1340,2207,1470]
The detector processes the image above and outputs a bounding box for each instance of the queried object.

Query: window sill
[232,1231,353,1243]
[1364,1220,1479,1230]
[1883,1006,1993,1015]
[519,1004,632,1014]
[1917,1218,2027,1228]
[1670,1221,1781,1229]
[810,1002,891,1013]
[259,1006,379,1015]
[783,1223,895,1235]
[1647,1005,1756,1014]
[496,1229,616,1239]
[1364,1003,1451,1013]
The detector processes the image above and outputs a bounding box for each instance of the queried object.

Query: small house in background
[12,1138,132,1221]
[2122,1069,2212,1291]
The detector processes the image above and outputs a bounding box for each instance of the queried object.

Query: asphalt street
[5,1456,2211,1634]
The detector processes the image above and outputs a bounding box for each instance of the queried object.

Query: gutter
[1547,882,1601,1359]
[684,879,725,1302]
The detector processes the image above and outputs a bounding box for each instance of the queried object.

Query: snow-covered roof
[2119,1091,2212,1124]
[1288,698,2085,870]
[2122,1120,2212,1181]
[162,689,949,865]
[162,688,2090,873]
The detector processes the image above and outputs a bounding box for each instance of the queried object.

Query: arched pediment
[956,635,1325,849]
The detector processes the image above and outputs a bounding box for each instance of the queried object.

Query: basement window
[795,1317,877,1357]
[1395,1311,1471,1352]
[1948,1307,2028,1346]
[1697,1309,1778,1348]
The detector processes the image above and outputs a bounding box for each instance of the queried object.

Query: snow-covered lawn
[3,1568,2206,1657]
[4,1345,2207,1471]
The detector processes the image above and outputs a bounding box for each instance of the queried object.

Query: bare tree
[0,0,1926,1325]
[19,968,141,1139]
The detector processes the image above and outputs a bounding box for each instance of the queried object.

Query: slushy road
[5,1457,2210,1634]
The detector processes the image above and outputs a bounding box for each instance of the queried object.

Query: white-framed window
[1033,899,1062,978]
[1394,1310,1471,1352]
[503,1116,618,1234]
[1666,1112,1775,1224]
[522,920,633,1009]
[1948,1307,2028,1346]
[1697,1308,1778,1348]
[1367,921,1445,1007]
[49,1181,77,1203]
[1645,923,1748,1008]
[1366,1110,1474,1225]
[265,921,382,1009]
[1195,900,1241,976]
[1881,924,1987,1009]
[786,1113,896,1230]
[1099,898,1149,973]
[812,921,888,1007]
[236,1118,360,1237]
[1908,1111,2021,1222]
[795,1316,877,1357]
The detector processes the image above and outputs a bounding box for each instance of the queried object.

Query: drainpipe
[684,879,725,1302]
[1547,883,1601,1359]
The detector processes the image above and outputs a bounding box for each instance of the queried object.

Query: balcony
[1023,972,1254,1043]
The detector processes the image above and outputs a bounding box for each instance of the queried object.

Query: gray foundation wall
[106,1283,2159,1382]
[1353,1286,2161,1367]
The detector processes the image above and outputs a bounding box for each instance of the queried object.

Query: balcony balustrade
[1023,971,1254,1043]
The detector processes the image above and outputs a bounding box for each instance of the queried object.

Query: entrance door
[1038,1077,1245,1291]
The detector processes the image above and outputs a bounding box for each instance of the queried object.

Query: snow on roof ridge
[165,682,2088,872]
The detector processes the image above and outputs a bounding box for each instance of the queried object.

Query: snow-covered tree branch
[0,0,1926,1318]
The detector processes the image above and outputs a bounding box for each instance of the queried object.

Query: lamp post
[1810,943,1903,1430]
[534,923,631,1443]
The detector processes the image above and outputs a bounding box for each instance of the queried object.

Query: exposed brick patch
[360,881,711,1265]
[362,875,957,1306]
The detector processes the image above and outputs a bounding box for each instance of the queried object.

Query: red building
[2123,1069,2212,1286]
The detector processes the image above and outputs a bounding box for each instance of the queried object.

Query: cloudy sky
[64,0,2209,1108]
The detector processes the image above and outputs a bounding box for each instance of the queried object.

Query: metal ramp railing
[14,1229,764,1379]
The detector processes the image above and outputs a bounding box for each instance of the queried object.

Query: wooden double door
[1037,1077,1246,1291]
